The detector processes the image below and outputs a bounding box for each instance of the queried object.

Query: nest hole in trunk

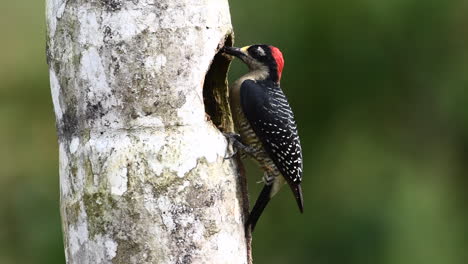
[203,35,234,132]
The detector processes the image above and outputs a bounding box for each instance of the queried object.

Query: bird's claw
[223,132,240,159]
[223,132,255,159]
[224,148,238,160]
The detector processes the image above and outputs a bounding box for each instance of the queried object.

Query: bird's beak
[222,46,248,59]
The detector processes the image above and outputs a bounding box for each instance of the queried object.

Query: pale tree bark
[46,0,251,263]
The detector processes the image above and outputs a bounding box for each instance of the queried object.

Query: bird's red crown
[270,46,284,81]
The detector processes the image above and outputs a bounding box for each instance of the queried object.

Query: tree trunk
[46,0,250,263]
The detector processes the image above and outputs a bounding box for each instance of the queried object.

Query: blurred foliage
[1,0,467,263]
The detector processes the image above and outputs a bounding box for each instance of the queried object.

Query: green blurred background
[1,0,468,263]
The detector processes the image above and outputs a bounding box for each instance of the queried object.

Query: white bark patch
[49,69,63,119]
[105,239,118,259]
[85,133,132,195]
[69,137,79,154]
[59,142,70,196]
[108,162,128,196]
[46,0,66,36]
[160,124,228,178]
[157,196,176,232]
[216,232,245,262]
[68,203,89,255]
[57,1,66,19]
[77,8,103,47]
[102,10,158,42]
[176,95,206,126]
[80,47,110,96]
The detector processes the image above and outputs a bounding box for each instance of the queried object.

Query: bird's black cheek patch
[202,34,234,131]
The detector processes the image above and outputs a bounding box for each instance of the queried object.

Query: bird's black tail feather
[290,184,304,213]
[246,184,273,232]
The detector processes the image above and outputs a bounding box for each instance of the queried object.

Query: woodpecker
[222,45,303,231]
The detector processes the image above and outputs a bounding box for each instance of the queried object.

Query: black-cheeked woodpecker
[222,45,303,231]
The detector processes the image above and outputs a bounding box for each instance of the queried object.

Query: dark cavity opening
[203,34,234,132]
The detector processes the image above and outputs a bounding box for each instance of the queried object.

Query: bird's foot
[223,132,255,159]
[223,132,240,159]
[262,172,275,185]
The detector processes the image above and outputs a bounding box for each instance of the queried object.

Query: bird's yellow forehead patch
[241,46,250,52]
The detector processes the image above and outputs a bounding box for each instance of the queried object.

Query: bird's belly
[233,107,279,176]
